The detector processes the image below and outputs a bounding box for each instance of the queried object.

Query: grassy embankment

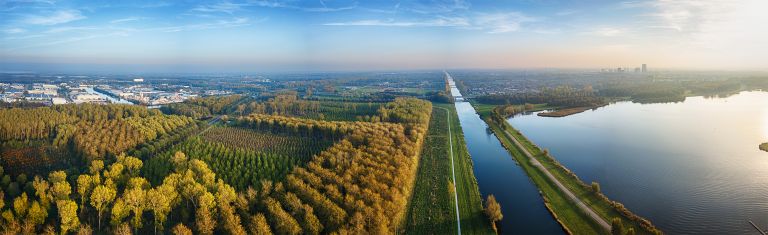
[475,104,662,235]
[404,103,494,234]
[761,143,768,152]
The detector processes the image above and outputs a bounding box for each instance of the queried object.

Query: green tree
[146,188,172,234]
[91,185,116,231]
[172,223,193,235]
[611,217,625,235]
[57,199,80,234]
[123,188,146,230]
[77,174,95,216]
[90,160,105,175]
[248,213,272,235]
[592,181,601,194]
[27,200,47,226]
[484,194,503,233]
[32,176,51,209]
[13,192,29,218]
[111,199,130,227]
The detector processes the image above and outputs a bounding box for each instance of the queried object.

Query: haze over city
[2,0,768,72]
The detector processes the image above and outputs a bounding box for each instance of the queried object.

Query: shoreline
[475,103,662,235]
[537,104,606,117]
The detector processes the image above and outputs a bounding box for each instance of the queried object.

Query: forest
[0,97,434,234]
[476,86,606,108]
[0,104,196,176]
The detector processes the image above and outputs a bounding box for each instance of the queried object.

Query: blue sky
[1,0,767,73]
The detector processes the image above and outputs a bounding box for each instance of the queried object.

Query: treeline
[598,83,687,104]
[161,95,243,119]
[477,86,605,107]
[0,104,196,174]
[234,93,383,121]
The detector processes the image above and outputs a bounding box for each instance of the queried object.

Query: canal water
[448,74,563,234]
[508,91,768,234]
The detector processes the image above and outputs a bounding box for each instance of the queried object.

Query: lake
[449,74,564,234]
[507,91,768,234]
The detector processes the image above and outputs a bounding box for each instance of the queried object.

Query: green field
[404,103,495,234]
[476,104,661,235]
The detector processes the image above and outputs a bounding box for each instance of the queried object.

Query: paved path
[437,106,462,235]
[197,115,222,136]
[501,128,611,231]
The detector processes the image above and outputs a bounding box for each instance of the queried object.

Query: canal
[447,73,563,234]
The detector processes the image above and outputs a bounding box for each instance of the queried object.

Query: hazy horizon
[3,0,768,72]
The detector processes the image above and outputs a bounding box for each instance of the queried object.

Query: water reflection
[508,91,768,235]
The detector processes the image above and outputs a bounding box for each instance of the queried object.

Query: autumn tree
[57,199,80,234]
[611,217,625,235]
[484,194,503,232]
[91,185,116,231]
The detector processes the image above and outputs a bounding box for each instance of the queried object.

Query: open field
[476,104,661,235]
[404,103,494,234]
[404,107,457,234]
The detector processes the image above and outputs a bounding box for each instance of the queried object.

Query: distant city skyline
[2,0,767,73]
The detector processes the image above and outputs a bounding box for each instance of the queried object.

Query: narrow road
[501,128,611,231]
[436,106,462,235]
[197,115,222,136]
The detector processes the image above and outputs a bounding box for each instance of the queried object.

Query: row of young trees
[142,137,304,191]
[200,126,334,158]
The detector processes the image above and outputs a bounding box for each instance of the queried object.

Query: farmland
[404,104,494,234]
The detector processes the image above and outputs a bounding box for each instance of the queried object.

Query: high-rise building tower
[642,64,647,72]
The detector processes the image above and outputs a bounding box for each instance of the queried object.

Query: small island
[761,143,768,152]
[537,107,593,117]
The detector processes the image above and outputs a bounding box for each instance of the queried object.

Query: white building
[52,97,68,105]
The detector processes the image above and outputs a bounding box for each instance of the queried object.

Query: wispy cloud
[324,16,469,27]
[44,26,99,34]
[110,17,146,24]
[247,0,357,12]
[3,28,26,34]
[192,2,246,14]
[403,0,470,14]
[24,9,86,25]
[325,11,536,34]
[475,12,537,33]
[152,17,254,33]
[591,27,624,36]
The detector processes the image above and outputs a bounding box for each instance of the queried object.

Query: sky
[1,0,767,73]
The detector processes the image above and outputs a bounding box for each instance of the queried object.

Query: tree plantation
[0,97,439,234]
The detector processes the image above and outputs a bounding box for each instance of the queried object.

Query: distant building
[74,94,106,103]
[634,67,641,72]
[642,64,647,72]
[52,97,68,105]
[133,78,144,82]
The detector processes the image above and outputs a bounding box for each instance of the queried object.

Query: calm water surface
[508,91,768,235]
[449,75,563,234]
